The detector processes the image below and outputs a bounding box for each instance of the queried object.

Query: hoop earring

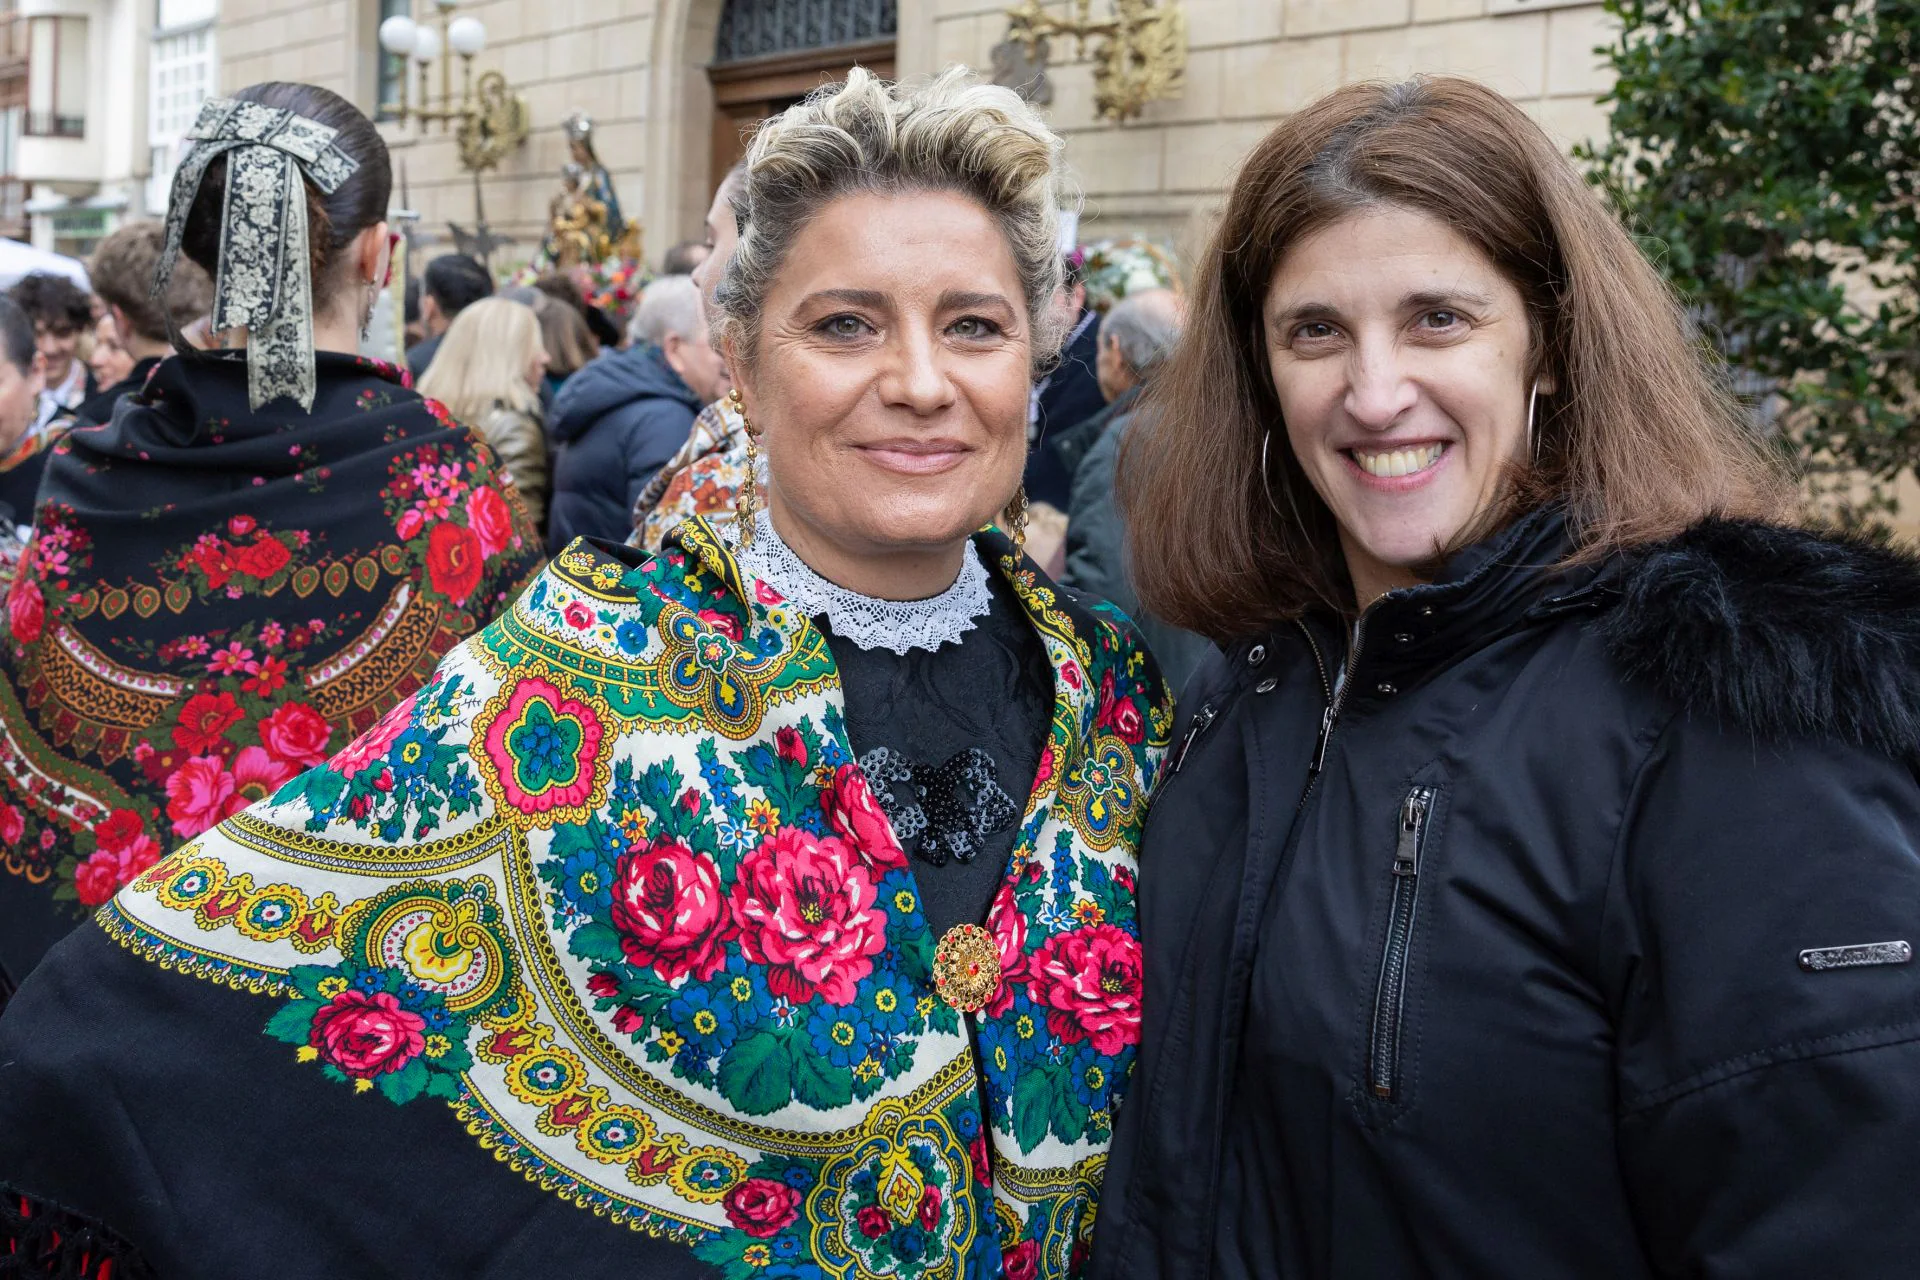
[1262,430,1310,536]
[1005,485,1029,560]
[730,388,760,549]
[1526,380,1540,462]
[1260,431,1281,516]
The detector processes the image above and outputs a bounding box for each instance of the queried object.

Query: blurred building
[208,0,1613,263]
[1,0,215,253]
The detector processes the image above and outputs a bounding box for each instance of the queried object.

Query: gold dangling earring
[1004,485,1029,560]
[731,388,759,549]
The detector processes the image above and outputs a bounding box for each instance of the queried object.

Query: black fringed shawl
[0,350,543,991]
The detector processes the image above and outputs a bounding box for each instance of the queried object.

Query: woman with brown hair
[1091,76,1920,1277]
[531,283,599,397]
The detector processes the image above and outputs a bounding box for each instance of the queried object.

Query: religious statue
[565,113,623,240]
[542,112,642,266]
[545,162,612,268]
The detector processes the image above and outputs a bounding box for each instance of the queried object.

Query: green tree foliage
[1578,1,1917,513]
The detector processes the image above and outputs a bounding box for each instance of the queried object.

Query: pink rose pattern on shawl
[127,525,1168,1280]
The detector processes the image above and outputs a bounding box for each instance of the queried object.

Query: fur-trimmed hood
[1600,519,1920,760]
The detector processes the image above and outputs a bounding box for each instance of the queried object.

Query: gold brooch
[932,923,1001,1014]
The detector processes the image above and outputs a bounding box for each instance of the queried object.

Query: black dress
[825,571,1054,941]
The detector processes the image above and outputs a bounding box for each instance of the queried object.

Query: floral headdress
[153,97,361,413]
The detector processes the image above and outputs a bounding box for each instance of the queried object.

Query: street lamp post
[377,1,530,173]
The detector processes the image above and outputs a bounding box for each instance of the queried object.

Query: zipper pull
[1308,704,1337,777]
[1170,703,1217,773]
[1393,787,1431,876]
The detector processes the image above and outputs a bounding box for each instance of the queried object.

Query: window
[375,0,409,121]
[147,11,216,213]
[25,16,84,138]
[713,0,896,64]
[50,207,106,258]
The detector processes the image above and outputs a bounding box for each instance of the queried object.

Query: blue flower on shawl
[978,1018,1022,1096]
[615,617,649,657]
[389,728,437,782]
[557,838,613,916]
[807,1004,877,1070]
[666,984,739,1056]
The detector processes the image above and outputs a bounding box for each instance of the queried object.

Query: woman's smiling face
[731,188,1032,579]
[1265,205,1540,606]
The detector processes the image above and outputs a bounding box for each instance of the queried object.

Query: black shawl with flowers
[0,350,543,995]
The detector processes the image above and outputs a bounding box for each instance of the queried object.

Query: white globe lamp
[447,16,486,57]
[376,15,418,56]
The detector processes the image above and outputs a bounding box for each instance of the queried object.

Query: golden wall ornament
[1002,0,1186,123]
[456,71,532,174]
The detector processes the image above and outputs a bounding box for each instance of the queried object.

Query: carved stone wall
[214,0,1613,266]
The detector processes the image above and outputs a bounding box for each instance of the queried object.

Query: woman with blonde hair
[419,295,552,529]
[1091,75,1920,1277]
[0,67,1166,1279]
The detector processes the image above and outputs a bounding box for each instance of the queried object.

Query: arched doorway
[707,0,897,181]
[645,0,897,249]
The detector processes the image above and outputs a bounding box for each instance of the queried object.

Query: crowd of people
[0,63,1914,1280]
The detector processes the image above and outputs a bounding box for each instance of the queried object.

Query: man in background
[547,274,729,550]
[406,253,493,381]
[8,273,93,432]
[0,296,47,580]
[1023,251,1105,512]
[75,221,213,428]
[1061,288,1211,691]
[403,277,425,351]
[628,161,752,551]
[660,239,709,277]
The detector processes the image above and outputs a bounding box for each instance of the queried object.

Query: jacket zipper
[1176,612,1373,779]
[1169,702,1217,773]
[1297,614,1367,787]
[1368,784,1434,1100]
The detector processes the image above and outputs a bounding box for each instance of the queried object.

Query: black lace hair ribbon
[151,96,360,414]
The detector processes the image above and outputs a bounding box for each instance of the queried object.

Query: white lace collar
[734,511,992,655]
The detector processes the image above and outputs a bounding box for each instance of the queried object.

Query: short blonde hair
[417,296,543,425]
[716,65,1073,372]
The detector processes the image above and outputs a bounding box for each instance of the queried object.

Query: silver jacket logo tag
[1798,941,1914,972]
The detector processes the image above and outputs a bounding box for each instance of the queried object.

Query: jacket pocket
[1367,784,1435,1102]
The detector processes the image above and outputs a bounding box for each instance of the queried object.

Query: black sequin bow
[859,746,1018,867]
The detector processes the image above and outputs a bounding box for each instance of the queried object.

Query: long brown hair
[1123,76,1791,641]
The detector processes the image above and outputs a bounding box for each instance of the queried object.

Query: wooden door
[708,39,895,182]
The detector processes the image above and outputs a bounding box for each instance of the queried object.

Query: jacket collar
[1297,506,1605,709]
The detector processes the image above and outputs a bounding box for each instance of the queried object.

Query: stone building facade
[212,0,1616,266]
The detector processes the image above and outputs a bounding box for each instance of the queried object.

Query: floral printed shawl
[632,396,754,553]
[0,350,543,991]
[93,518,1170,1277]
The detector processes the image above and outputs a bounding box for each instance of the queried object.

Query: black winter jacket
[1091,510,1920,1279]
[1061,389,1213,694]
[546,345,702,551]
[1023,307,1104,510]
